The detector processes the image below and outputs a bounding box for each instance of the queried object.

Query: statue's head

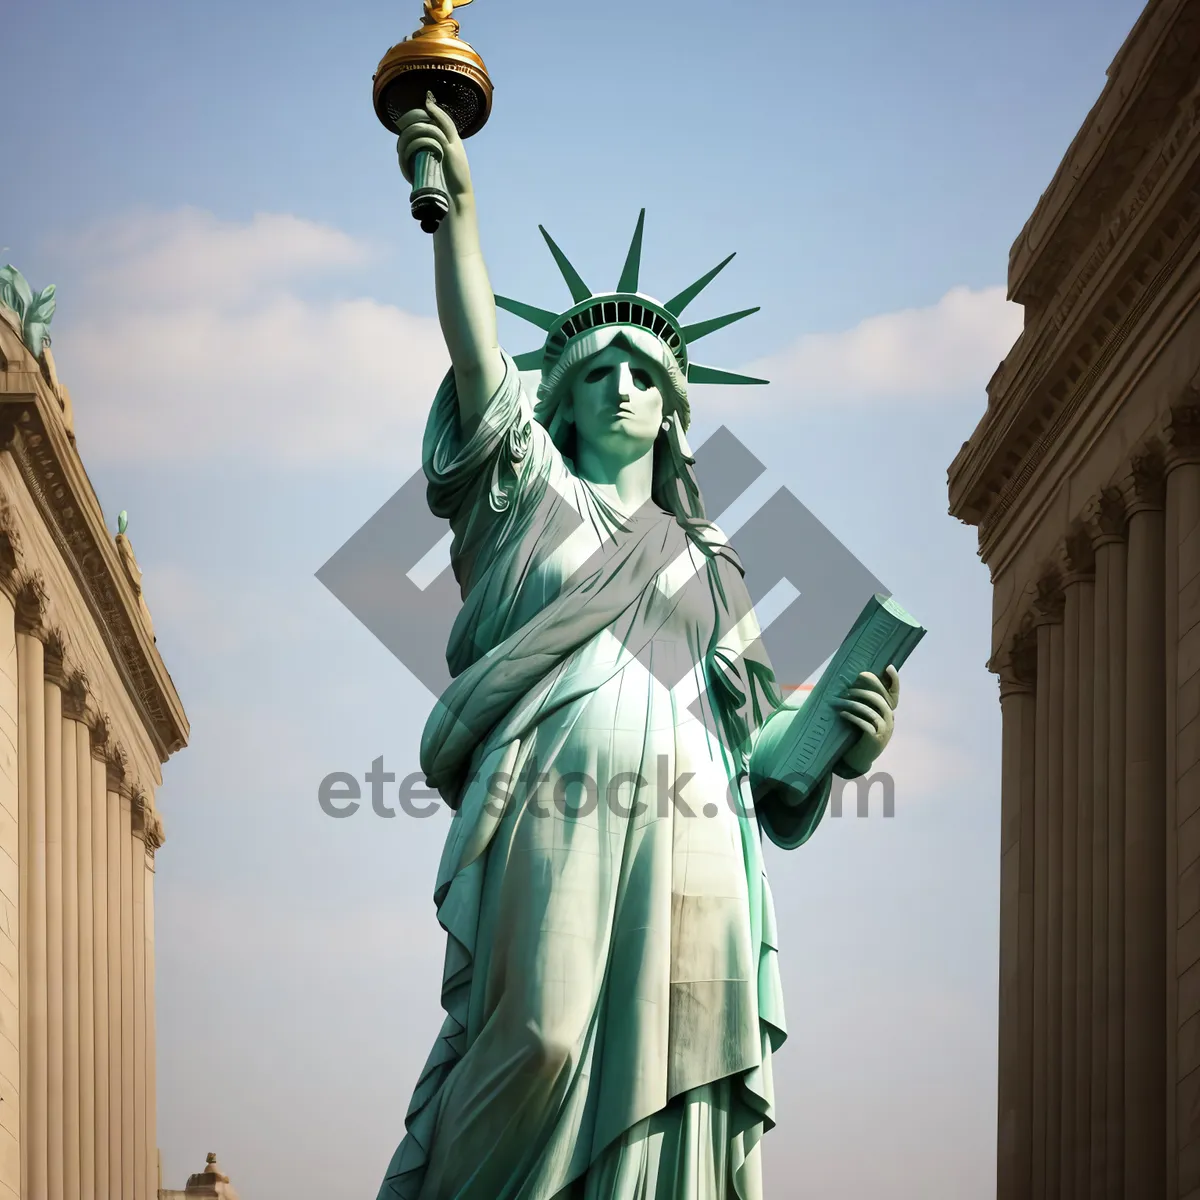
[499,211,766,442]
[533,325,687,466]
[499,211,767,516]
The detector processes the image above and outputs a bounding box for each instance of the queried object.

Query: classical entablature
[0,308,188,775]
[949,0,1200,654]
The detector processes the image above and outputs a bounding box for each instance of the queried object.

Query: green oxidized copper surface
[498,210,769,388]
[0,264,56,360]
[373,35,908,1199]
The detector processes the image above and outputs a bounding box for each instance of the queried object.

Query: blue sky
[5,0,1147,1195]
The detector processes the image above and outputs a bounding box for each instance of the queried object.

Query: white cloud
[51,208,448,466]
[49,209,1021,468]
[741,284,1023,407]
[50,207,368,304]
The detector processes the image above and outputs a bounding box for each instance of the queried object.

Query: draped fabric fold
[378,354,830,1200]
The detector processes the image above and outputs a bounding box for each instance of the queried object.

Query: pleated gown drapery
[377,354,834,1200]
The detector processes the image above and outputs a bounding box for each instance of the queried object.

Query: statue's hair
[530,326,707,529]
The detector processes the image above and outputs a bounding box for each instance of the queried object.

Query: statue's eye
[585,365,613,384]
[631,369,653,391]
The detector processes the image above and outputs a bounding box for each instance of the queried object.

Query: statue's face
[564,344,665,467]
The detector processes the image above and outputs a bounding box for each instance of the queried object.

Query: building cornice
[1007,0,1200,310]
[0,322,188,761]
[948,53,1200,568]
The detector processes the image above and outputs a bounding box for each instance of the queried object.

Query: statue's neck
[573,443,655,515]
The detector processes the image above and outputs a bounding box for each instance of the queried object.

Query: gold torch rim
[372,36,494,138]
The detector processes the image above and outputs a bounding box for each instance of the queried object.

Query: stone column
[16,578,48,1200]
[89,736,108,1200]
[1062,531,1096,1197]
[1083,490,1127,1198]
[43,643,64,1200]
[1163,405,1200,1195]
[1123,448,1167,1199]
[1059,546,1086,1200]
[61,675,83,1200]
[142,821,160,1198]
[105,778,121,1198]
[0,547,22,1194]
[131,799,146,1200]
[0,549,21,1195]
[996,631,1037,1200]
[1032,577,1065,1198]
[74,713,95,1200]
[120,791,134,1199]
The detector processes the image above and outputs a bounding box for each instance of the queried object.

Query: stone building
[948,0,1200,1195]
[159,1152,241,1199]
[0,274,190,1198]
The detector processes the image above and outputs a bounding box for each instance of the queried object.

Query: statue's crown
[497,210,768,389]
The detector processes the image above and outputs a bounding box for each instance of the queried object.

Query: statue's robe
[377,354,833,1200]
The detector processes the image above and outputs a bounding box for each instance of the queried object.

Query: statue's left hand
[833,665,900,777]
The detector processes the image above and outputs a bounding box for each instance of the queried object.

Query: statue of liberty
[374,93,904,1200]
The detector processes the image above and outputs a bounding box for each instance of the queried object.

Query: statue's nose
[616,362,636,399]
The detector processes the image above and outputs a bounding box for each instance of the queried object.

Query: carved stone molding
[1162,397,1200,471]
[42,627,69,687]
[0,322,188,761]
[949,107,1200,549]
[87,711,111,763]
[994,626,1038,698]
[1084,487,1128,547]
[1125,442,1168,514]
[106,752,128,794]
[1008,4,1200,310]
[1060,525,1097,583]
[13,570,47,635]
[1032,574,1066,626]
[146,808,165,851]
[131,788,148,839]
[62,669,89,722]
[0,486,22,601]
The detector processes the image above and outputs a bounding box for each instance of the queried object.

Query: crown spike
[679,306,761,344]
[616,209,646,294]
[494,294,560,332]
[686,363,769,386]
[514,348,547,371]
[664,253,736,317]
[538,226,592,304]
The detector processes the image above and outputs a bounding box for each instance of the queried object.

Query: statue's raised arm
[396,95,503,431]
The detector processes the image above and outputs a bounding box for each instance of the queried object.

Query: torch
[372,0,493,234]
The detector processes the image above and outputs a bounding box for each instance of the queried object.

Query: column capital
[87,712,111,762]
[1031,574,1065,626]
[0,488,23,602]
[993,628,1038,698]
[42,627,69,687]
[1083,487,1127,547]
[1058,526,1096,584]
[62,669,89,721]
[14,571,48,636]
[1160,398,1200,472]
[1123,442,1167,514]
[131,791,164,851]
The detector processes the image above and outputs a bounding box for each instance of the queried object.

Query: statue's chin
[577,427,657,471]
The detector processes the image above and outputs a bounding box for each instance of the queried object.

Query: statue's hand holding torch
[372,0,492,234]
[396,96,474,222]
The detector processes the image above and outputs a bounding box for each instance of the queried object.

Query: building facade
[0,284,189,1197]
[948,0,1200,1195]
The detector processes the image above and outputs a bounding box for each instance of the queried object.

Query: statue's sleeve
[422,350,558,592]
